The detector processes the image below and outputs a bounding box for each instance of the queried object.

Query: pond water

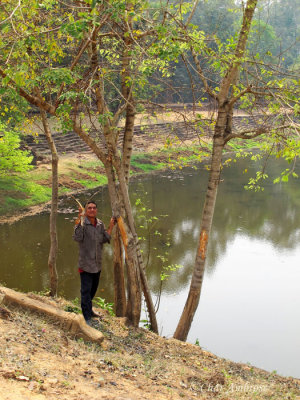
[1,157,300,378]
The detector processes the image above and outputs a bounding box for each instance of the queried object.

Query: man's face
[85,203,97,218]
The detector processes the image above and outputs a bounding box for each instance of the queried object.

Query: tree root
[0,286,104,345]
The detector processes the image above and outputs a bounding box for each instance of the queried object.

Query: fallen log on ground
[0,286,104,345]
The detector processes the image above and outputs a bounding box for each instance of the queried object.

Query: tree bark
[174,0,258,342]
[122,103,135,184]
[40,110,58,297]
[113,228,127,317]
[104,161,142,326]
[173,133,225,341]
[112,152,159,333]
[0,286,104,345]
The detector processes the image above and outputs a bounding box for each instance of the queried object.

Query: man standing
[73,200,116,325]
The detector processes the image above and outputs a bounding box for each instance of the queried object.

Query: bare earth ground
[0,295,300,400]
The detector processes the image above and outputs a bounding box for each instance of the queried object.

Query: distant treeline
[157,0,299,103]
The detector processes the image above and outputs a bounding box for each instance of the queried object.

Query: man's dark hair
[85,200,97,208]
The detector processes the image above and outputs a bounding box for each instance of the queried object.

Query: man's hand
[107,216,117,234]
[75,206,85,225]
[78,206,85,217]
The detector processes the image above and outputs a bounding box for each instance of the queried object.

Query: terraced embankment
[22,116,263,158]
[0,114,265,220]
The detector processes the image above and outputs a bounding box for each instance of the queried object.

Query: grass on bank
[0,175,52,215]
[0,157,107,216]
[0,146,206,216]
[1,136,258,216]
[131,153,166,172]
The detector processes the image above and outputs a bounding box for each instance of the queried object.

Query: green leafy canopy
[0,123,33,176]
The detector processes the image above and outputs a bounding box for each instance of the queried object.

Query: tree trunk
[40,110,58,297]
[113,228,127,317]
[112,153,159,333]
[121,8,135,185]
[125,235,142,326]
[122,103,135,184]
[173,130,225,341]
[135,238,159,333]
[72,119,158,330]
[174,0,258,342]
[104,161,142,326]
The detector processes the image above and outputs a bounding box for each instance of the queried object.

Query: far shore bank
[0,151,204,224]
[1,112,263,222]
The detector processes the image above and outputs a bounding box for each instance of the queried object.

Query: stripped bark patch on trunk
[198,230,208,260]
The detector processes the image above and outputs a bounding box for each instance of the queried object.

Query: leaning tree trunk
[40,110,58,297]
[174,0,258,342]
[173,131,225,341]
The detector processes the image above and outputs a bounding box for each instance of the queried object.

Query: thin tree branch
[0,0,21,25]
[224,124,293,143]
[184,0,200,27]
[0,67,56,114]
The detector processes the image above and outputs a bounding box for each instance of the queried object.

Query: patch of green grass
[64,304,81,314]
[73,173,107,189]
[0,175,52,215]
[227,138,261,152]
[29,170,51,181]
[158,144,207,155]
[131,153,166,172]
[132,161,166,173]
[80,160,101,169]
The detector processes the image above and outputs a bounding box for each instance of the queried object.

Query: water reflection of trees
[131,161,300,293]
[0,159,299,300]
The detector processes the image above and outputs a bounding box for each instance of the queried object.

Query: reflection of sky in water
[156,235,300,378]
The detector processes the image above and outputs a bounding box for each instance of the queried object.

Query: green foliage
[64,304,81,314]
[135,195,161,237]
[134,193,182,287]
[160,264,183,282]
[72,173,107,189]
[0,175,52,215]
[0,88,29,126]
[93,297,115,316]
[244,171,269,192]
[256,0,300,68]
[140,318,152,330]
[0,123,33,176]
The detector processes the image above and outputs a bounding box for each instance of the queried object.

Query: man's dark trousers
[80,271,100,321]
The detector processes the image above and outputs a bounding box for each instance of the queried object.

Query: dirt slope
[0,295,299,400]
